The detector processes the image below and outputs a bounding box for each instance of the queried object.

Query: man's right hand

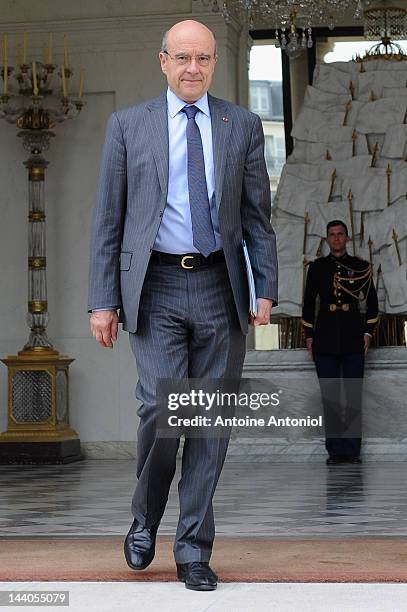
[306,337,313,360]
[90,310,119,349]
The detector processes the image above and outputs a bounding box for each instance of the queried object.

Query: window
[275,137,285,159]
[265,135,274,162]
[249,43,286,350]
[264,135,283,176]
[250,85,269,112]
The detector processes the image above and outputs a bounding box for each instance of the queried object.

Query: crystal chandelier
[362,1,407,43]
[197,1,363,58]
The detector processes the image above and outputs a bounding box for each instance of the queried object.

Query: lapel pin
[222,116,228,122]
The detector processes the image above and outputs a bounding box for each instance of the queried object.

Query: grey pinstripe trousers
[128,256,246,563]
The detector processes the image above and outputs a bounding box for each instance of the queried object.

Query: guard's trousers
[128,257,246,563]
[313,352,364,458]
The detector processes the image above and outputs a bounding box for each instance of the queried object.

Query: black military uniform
[302,252,379,462]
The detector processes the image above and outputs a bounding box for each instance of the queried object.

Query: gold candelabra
[0,32,85,464]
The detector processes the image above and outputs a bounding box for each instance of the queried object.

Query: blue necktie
[181,105,216,257]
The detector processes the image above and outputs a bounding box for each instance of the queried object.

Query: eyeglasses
[163,51,213,67]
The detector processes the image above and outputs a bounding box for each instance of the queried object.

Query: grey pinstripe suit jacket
[88,92,278,335]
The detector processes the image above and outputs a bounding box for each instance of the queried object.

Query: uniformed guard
[302,220,379,465]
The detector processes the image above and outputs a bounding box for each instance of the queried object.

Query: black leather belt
[151,250,224,270]
[321,303,359,312]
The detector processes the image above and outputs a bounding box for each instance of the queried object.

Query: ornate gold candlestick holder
[0,34,85,463]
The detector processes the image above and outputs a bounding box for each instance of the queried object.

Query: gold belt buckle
[342,303,349,311]
[181,255,194,269]
[329,304,336,312]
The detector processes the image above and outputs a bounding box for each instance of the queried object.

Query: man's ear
[159,52,167,75]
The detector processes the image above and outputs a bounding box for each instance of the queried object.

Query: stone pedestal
[227,347,407,462]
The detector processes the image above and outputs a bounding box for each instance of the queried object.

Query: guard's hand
[250,298,273,326]
[306,337,314,360]
[364,334,371,356]
[90,310,119,349]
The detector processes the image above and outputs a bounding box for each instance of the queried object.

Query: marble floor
[1,460,407,537]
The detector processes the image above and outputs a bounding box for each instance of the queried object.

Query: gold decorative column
[0,33,85,463]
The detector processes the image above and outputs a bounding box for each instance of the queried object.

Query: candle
[63,36,69,68]
[78,69,84,99]
[32,61,38,95]
[23,32,27,64]
[3,34,7,65]
[61,65,67,97]
[48,32,53,64]
[3,35,8,95]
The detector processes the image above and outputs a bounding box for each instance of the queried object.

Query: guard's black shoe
[124,519,158,570]
[326,455,342,465]
[350,457,362,464]
[176,561,218,591]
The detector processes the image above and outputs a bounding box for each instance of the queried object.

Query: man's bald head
[161,20,217,57]
[159,20,218,103]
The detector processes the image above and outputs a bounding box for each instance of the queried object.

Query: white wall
[0,1,246,447]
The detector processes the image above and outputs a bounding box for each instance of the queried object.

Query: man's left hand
[364,333,371,356]
[250,298,273,326]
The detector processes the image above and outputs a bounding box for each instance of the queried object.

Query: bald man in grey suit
[89,20,278,591]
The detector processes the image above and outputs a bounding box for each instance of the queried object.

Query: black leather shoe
[326,456,342,465]
[350,457,362,464]
[124,519,158,570]
[176,561,218,591]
